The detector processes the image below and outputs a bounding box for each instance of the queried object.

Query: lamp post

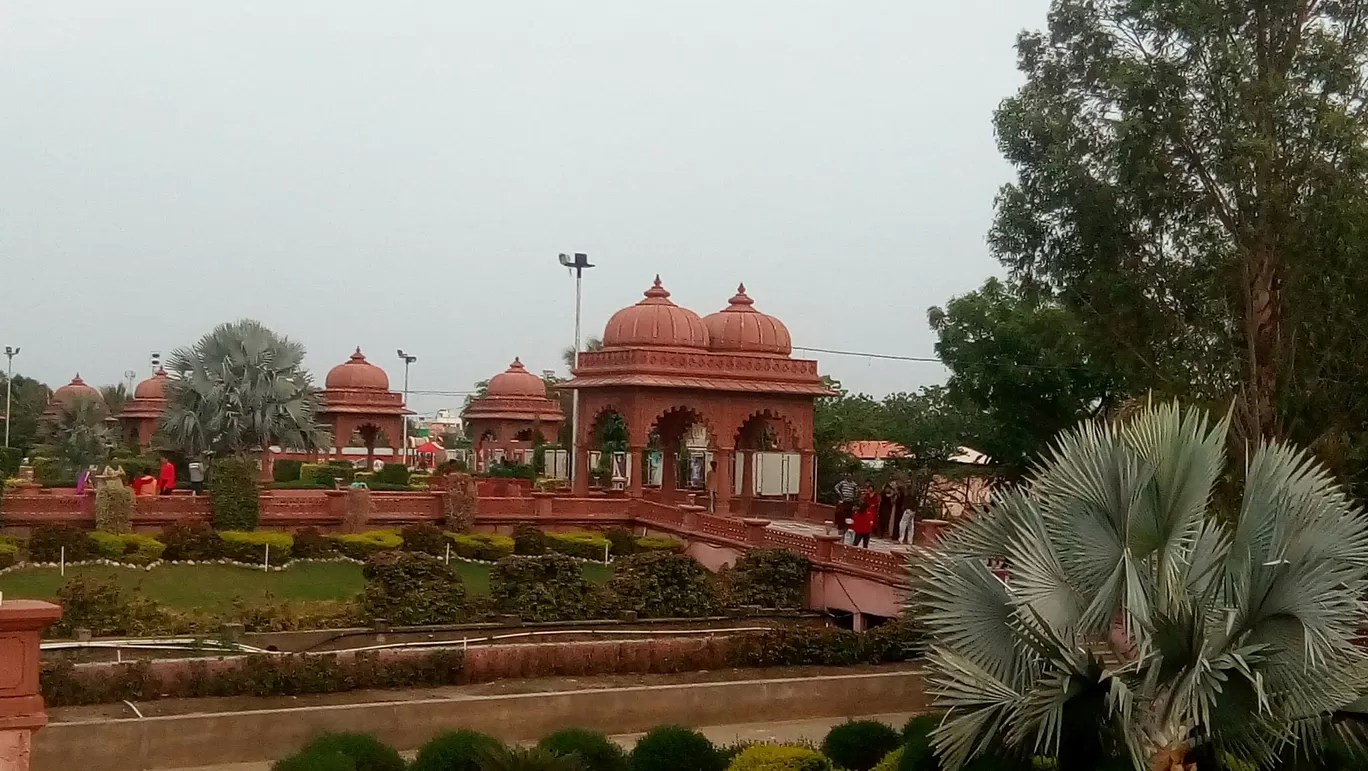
[397,350,417,467]
[3,346,18,449]
[558,253,594,489]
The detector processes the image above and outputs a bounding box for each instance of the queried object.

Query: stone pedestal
[0,600,62,771]
[742,518,771,547]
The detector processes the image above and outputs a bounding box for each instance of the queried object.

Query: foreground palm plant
[159,319,329,457]
[914,402,1368,771]
[51,398,114,471]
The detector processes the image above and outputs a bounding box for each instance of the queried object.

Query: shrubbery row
[40,620,921,707]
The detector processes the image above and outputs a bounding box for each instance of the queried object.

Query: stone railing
[0,599,62,771]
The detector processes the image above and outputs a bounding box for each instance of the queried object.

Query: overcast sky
[1,1,1051,413]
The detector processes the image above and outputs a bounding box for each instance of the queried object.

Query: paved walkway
[767,519,912,554]
[170,712,916,771]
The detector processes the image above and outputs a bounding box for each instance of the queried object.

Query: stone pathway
[170,712,917,771]
[766,519,912,554]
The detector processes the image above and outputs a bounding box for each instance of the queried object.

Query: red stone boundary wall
[0,489,909,585]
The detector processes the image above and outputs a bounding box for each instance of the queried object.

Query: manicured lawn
[0,560,614,609]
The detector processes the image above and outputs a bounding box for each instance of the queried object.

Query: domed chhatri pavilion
[316,348,412,465]
[42,374,105,420]
[462,358,565,470]
[116,368,170,451]
[564,277,833,514]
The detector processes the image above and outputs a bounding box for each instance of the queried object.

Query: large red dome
[602,276,710,350]
[487,358,547,397]
[325,348,390,391]
[702,284,792,356]
[51,374,103,408]
[133,368,169,400]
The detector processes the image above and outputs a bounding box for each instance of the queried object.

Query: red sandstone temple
[563,277,833,515]
[316,348,412,466]
[42,374,105,421]
[117,368,169,451]
[462,358,564,471]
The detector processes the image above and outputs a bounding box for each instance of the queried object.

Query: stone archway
[647,405,716,503]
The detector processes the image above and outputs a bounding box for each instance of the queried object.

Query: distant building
[840,440,907,469]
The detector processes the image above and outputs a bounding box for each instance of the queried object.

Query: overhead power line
[791,346,943,363]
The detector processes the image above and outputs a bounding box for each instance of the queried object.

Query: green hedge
[727,620,922,668]
[610,552,720,618]
[272,459,304,483]
[219,530,293,564]
[630,725,724,771]
[210,456,261,530]
[87,532,166,566]
[0,539,17,570]
[547,530,611,561]
[489,554,604,622]
[360,551,467,626]
[372,463,410,487]
[447,532,514,562]
[29,524,99,562]
[821,721,902,771]
[301,463,353,488]
[721,549,811,609]
[268,480,328,490]
[331,530,403,560]
[160,523,224,561]
[0,446,20,478]
[635,536,684,554]
[727,744,834,771]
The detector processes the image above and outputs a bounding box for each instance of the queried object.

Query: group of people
[832,473,917,548]
[75,456,206,497]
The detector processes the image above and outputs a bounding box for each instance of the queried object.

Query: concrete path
[170,712,916,771]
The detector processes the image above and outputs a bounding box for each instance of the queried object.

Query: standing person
[897,500,916,545]
[851,481,878,548]
[877,481,896,539]
[706,460,718,513]
[833,472,858,537]
[157,455,176,496]
[187,457,206,496]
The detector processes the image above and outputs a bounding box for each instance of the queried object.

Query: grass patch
[0,559,613,609]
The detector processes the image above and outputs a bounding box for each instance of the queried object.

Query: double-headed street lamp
[3,346,19,449]
[396,350,417,466]
[558,253,594,488]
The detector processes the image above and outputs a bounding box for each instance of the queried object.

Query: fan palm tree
[51,398,114,471]
[915,402,1368,771]
[159,319,329,458]
[476,746,587,771]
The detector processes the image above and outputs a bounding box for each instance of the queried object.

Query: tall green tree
[159,319,328,457]
[0,373,50,455]
[930,278,1119,476]
[990,0,1368,451]
[50,398,114,471]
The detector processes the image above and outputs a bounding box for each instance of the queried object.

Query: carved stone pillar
[0,600,62,771]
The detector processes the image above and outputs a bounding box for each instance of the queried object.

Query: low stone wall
[32,669,925,771]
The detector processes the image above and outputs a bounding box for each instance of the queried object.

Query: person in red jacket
[157,456,176,495]
[850,481,879,548]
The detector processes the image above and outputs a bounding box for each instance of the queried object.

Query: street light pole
[3,346,19,449]
[397,350,417,467]
[558,253,594,489]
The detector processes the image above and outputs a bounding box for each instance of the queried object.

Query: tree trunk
[1244,245,1281,440]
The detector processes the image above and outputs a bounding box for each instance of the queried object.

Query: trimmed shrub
[29,524,99,562]
[301,463,353,488]
[634,536,684,554]
[821,721,902,771]
[94,482,134,533]
[408,472,431,490]
[720,549,810,609]
[360,551,467,625]
[726,745,833,771]
[728,626,862,667]
[513,523,548,555]
[272,749,357,771]
[0,539,18,570]
[292,527,340,559]
[873,749,904,771]
[401,523,447,556]
[862,618,924,663]
[87,532,166,566]
[548,530,611,561]
[372,463,410,488]
[448,532,515,562]
[219,530,294,564]
[629,725,723,771]
[160,523,224,561]
[331,530,403,561]
[297,732,404,771]
[0,446,20,478]
[604,526,638,556]
[538,728,628,771]
[609,552,720,618]
[50,577,165,637]
[442,472,477,532]
[900,715,940,771]
[269,481,328,490]
[210,455,261,530]
[410,729,504,771]
[489,554,603,622]
[273,459,304,483]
